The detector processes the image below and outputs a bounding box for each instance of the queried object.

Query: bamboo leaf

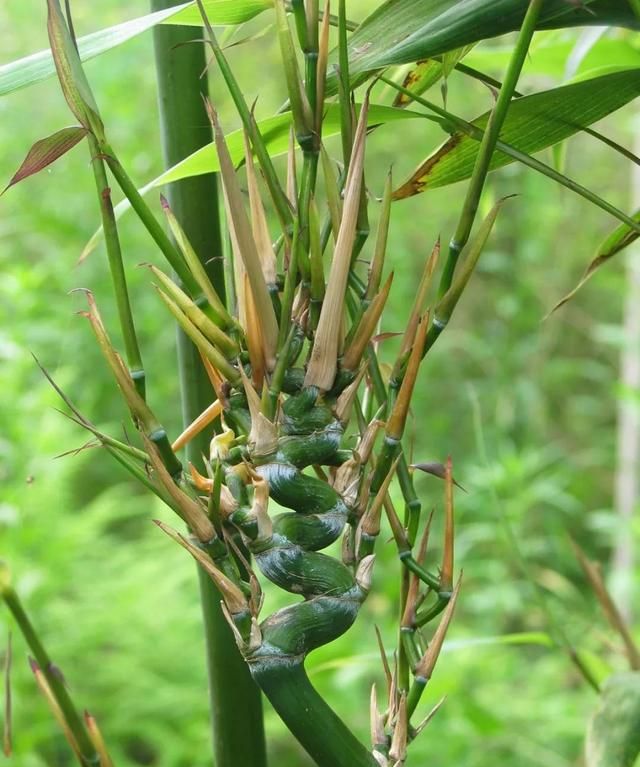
[0,1,271,99]
[2,126,86,192]
[550,208,640,313]
[168,0,272,26]
[393,45,474,108]
[338,0,639,88]
[393,68,640,198]
[586,673,640,767]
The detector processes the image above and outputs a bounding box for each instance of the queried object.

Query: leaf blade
[339,0,639,86]
[3,126,86,191]
[393,68,640,196]
[0,0,271,98]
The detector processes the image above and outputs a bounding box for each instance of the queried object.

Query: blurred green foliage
[1,2,639,766]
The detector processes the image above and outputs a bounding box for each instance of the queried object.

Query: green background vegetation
[1,2,639,765]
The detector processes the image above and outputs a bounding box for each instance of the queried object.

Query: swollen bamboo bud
[250,475,273,545]
[356,555,376,593]
[240,368,278,457]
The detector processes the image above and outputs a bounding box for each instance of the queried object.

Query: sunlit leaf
[586,673,640,767]
[393,68,640,198]
[0,0,271,98]
[2,126,86,192]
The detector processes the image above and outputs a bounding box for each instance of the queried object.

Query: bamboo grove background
[1,1,640,765]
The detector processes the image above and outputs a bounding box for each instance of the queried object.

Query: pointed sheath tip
[159,194,170,210]
[28,657,40,674]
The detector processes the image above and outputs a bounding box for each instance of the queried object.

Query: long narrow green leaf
[336,0,639,88]
[0,0,271,98]
[393,68,640,196]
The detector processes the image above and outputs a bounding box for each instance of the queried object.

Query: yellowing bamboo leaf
[394,68,640,198]
[392,46,473,108]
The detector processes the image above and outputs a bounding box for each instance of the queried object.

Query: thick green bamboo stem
[150,6,266,766]
[250,659,377,767]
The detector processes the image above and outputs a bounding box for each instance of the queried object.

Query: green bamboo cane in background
[150,4,267,765]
